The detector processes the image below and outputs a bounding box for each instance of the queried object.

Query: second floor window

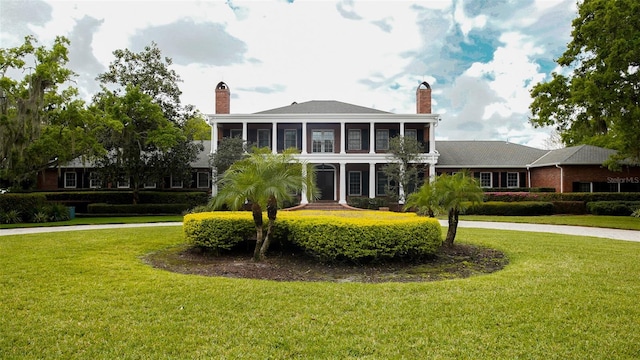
[348,129,362,150]
[312,130,334,153]
[284,129,297,149]
[257,129,270,148]
[376,129,389,151]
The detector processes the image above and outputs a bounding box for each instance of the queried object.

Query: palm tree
[435,171,484,247]
[213,148,317,261]
[403,180,441,217]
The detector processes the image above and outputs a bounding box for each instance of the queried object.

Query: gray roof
[528,144,617,167]
[435,141,548,168]
[61,140,211,169]
[255,100,391,114]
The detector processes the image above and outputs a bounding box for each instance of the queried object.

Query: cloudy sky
[1,0,577,148]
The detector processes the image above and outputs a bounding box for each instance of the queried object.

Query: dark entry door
[316,170,335,200]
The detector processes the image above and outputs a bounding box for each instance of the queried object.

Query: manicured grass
[0,215,183,229]
[460,214,640,231]
[1,226,639,358]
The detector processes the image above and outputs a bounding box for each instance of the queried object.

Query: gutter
[555,164,563,193]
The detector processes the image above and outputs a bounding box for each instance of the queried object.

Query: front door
[316,166,335,201]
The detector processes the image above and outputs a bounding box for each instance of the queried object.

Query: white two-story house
[206,81,440,205]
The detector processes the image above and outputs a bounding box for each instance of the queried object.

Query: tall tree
[213,148,317,261]
[94,43,202,197]
[529,0,640,167]
[92,86,188,203]
[0,36,101,188]
[382,135,426,203]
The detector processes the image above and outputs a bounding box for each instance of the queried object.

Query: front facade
[34,81,640,195]
[207,81,440,204]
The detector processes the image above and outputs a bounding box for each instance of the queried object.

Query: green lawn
[0,215,183,229]
[1,226,639,358]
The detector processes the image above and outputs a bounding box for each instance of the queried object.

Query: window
[230,129,242,138]
[257,129,270,148]
[480,172,492,188]
[376,129,389,151]
[348,171,362,196]
[197,172,209,188]
[405,129,417,140]
[284,129,297,149]
[171,175,183,188]
[117,176,130,189]
[376,171,389,196]
[506,172,519,188]
[89,172,100,189]
[312,130,334,153]
[143,181,156,189]
[64,172,77,188]
[348,129,362,150]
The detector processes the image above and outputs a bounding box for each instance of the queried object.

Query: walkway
[1,221,638,242]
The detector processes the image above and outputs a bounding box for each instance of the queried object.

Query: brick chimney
[215,81,230,114]
[416,81,431,114]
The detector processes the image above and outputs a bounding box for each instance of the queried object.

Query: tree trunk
[259,195,278,260]
[444,209,459,247]
[251,203,264,262]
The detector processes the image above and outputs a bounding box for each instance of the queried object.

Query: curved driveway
[1,221,639,242]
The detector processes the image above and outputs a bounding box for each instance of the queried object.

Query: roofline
[206,113,441,124]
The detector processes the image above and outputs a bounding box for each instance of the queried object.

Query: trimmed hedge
[0,193,47,218]
[466,201,555,216]
[87,203,191,215]
[552,201,587,215]
[183,210,442,263]
[184,212,256,252]
[586,201,640,216]
[42,191,208,206]
[347,197,388,210]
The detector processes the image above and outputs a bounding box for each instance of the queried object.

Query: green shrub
[586,201,640,216]
[1,209,22,224]
[87,203,190,215]
[281,213,442,263]
[552,201,587,215]
[46,203,71,222]
[183,212,256,252]
[0,193,47,219]
[347,197,388,210]
[466,201,555,216]
[631,208,640,218]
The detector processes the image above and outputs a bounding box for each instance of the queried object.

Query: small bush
[47,203,71,222]
[587,201,640,216]
[466,201,555,216]
[631,208,640,218]
[1,210,22,224]
[183,212,256,252]
[347,197,388,210]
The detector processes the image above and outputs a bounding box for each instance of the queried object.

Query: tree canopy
[529,0,640,167]
[0,36,103,188]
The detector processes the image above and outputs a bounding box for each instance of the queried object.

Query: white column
[272,122,277,154]
[211,168,218,197]
[429,163,436,182]
[301,122,307,154]
[340,121,346,154]
[339,162,347,204]
[369,163,376,198]
[429,121,437,153]
[242,122,247,142]
[400,122,405,137]
[369,122,375,154]
[300,165,309,204]
[398,164,405,205]
[212,122,219,153]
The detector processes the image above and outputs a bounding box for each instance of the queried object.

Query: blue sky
[1,0,577,148]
